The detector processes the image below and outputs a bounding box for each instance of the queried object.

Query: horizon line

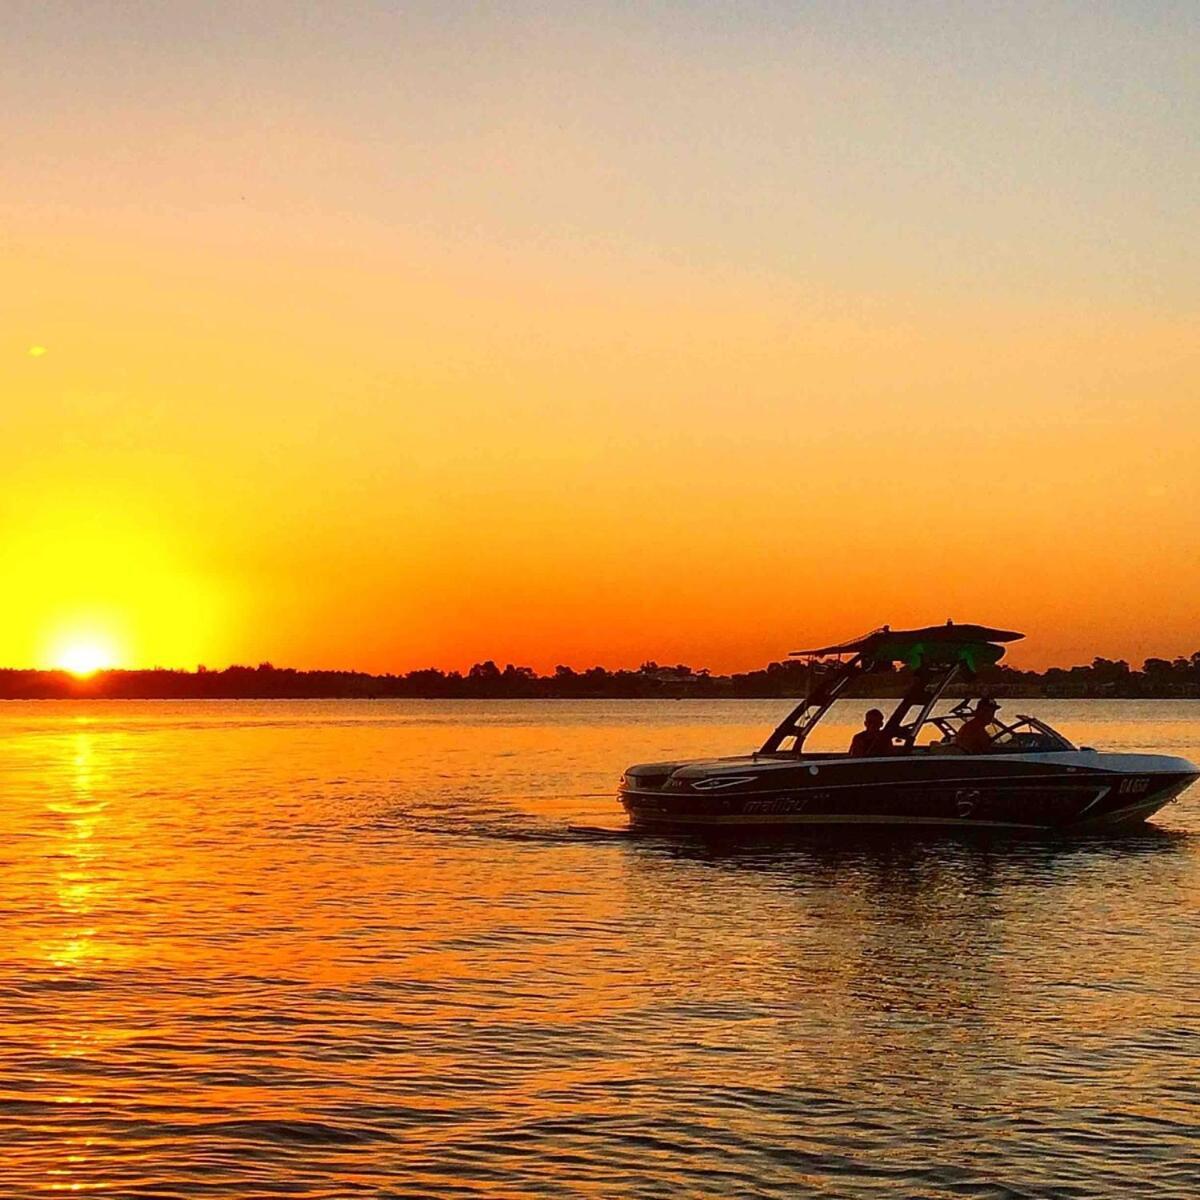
[4,649,1199,680]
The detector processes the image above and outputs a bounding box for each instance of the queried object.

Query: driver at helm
[956,697,1000,754]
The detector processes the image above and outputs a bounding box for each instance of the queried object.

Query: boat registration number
[1118,777,1150,795]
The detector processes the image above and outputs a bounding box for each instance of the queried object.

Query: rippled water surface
[1,699,1198,1197]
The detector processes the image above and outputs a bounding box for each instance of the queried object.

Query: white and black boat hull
[619,752,1198,834]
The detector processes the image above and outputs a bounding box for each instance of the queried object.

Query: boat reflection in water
[620,623,1200,834]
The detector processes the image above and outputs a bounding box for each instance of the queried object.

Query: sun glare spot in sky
[55,639,119,677]
[27,345,47,357]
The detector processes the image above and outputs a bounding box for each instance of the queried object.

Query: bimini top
[790,622,1024,672]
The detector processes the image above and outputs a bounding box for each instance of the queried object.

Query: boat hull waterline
[620,752,1199,833]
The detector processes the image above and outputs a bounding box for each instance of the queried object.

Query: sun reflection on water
[38,734,115,970]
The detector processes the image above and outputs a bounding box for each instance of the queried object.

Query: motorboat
[619,623,1199,834]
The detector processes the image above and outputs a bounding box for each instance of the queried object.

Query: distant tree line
[2,651,1199,700]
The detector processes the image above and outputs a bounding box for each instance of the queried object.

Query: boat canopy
[760,622,1025,755]
[790,622,1024,672]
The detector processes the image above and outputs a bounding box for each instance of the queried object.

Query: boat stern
[618,755,783,829]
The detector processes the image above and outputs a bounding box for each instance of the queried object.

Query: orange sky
[3,3,1197,674]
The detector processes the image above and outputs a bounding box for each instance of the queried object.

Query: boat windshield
[924,708,1074,753]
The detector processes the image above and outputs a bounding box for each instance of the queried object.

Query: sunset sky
[4,1,1197,674]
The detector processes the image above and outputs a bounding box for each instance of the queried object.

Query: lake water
[1,699,1198,1197]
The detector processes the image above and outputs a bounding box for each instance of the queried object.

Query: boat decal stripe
[629,813,1046,829]
[1075,786,1112,816]
[620,772,1167,798]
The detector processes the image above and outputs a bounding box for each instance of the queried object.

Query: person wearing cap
[956,698,999,754]
[849,708,892,757]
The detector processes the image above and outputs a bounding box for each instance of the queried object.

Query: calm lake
[1,699,1197,1197]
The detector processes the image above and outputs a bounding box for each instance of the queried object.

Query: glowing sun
[56,639,119,677]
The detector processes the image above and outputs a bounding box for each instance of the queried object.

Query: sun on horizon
[53,637,120,678]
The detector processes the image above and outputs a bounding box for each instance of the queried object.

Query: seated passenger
[955,698,1000,754]
[849,708,891,757]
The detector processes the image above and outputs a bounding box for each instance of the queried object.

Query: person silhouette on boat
[849,708,892,757]
[956,697,1000,754]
